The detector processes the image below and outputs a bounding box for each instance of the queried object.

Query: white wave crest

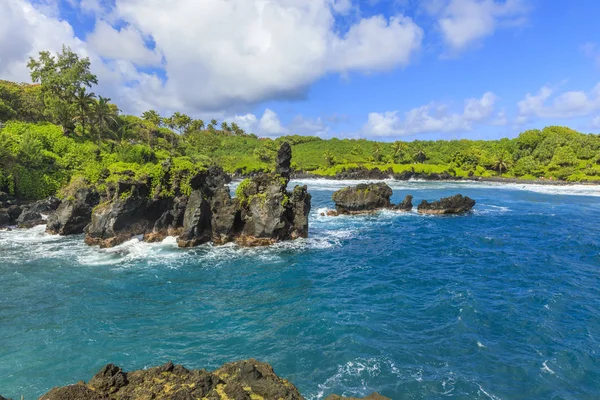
[309,356,401,400]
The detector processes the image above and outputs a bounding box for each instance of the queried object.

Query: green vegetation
[1,46,599,200]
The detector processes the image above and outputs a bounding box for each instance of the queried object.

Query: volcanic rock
[417,194,476,214]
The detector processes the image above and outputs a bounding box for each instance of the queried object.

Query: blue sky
[1,0,600,140]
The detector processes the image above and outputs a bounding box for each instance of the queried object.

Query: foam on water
[291,178,600,197]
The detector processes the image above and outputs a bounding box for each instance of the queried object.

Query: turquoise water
[1,180,599,399]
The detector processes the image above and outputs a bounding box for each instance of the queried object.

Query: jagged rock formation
[417,194,476,214]
[32,359,389,400]
[236,174,310,246]
[395,194,413,212]
[81,144,311,248]
[84,180,169,248]
[13,197,61,228]
[46,188,100,235]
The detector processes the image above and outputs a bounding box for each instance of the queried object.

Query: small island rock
[417,194,476,214]
[332,183,393,214]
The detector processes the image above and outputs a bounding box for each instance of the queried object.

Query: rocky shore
[0,144,312,248]
[0,359,389,400]
[328,182,475,215]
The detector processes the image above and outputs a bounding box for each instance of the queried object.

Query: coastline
[250,171,600,186]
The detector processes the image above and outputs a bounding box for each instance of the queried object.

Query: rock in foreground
[417,194,476,214]
[36,359,389,400]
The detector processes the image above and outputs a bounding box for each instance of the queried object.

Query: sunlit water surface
[1,180,599,399]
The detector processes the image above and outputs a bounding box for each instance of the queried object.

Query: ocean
[1,180,599,399]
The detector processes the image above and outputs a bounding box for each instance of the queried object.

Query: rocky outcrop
[395,194,413,212]
[417,194,476,214]
[83,144,311,248]
[27,196,61,214]
[84,180,168,248]
[46,188,100,235]
[236,174,311,246]
[36,359,388,400]
[177,166,234,247]
[3,196,61,228]
[332,183,393,214]
[276,141,292,178]
[16,209,45,228]
[145,195,188,243]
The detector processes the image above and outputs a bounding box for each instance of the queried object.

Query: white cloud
[289,116,331,136]
[86,20,162,66]
[517,83,600,122]
[426,0,528,54]
[591,116,600,129]
[257,109,288,136]
[109,0,422,111]
[363,91,497,137]
[228,110,335,137]
[227,109,288,137]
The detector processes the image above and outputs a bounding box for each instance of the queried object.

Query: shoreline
[252,173,600,186]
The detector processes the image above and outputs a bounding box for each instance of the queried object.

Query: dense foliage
[1,47,599,200]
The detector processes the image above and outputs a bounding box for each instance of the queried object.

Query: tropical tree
[92,96,118,142]
[492,154,510,176]
[230,122,244,136]
[171,112,191,134]
[189,119,205,133]
[28,45,98,135]
[72,87,96,136]
[141,110,162,127]
[392,141,407,162]
[414,148,427,164]
[323,150,335,167]
[372,144,382,163]
[221,121,230,132]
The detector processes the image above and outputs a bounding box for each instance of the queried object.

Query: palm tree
[189,119,205,132]
[323,150,335,167]
[72,87,96,136]
[221,121,230,132]
[392,141,407,163]
[92,96,118,143]
[493,154,510,176]
[413,148,427,164]
[371,144,382,163]
[141,110,162,127]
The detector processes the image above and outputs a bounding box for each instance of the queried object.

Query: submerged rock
[37,359,386,400]
[417,194,476,214]
[46,188,100,235]
[332,183,393,214]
